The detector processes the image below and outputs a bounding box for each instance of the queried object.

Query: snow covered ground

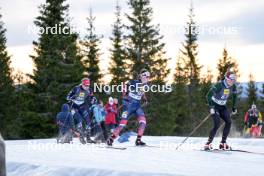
[5,136,264,176]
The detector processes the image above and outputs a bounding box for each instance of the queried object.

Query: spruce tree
[125,0,169,82]
[199,68,215,136]
[29,0,85,137]
[144,56,180,135]
[174,55,188,85]
[180,4,201,86]
[247,73,258,107]
[180,3,203,128]
[8,72,26,139]
[81,9,102,84]
[10,72,43,139]
[171,56,189,134]
[0,12,13,136]
[216,48,239,81]
[201,68,213,104]
[109,0,127,85]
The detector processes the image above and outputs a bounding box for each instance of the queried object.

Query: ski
[199,149,264,155]
[105,146,127,150]
[137,145,160,148]
[85,143,127,150]
[199,149,232,154]
[126,145,161,148]
[229,149,264,155]
[99,146,127,150]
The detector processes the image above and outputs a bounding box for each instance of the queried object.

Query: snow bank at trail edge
[6,136,264,176]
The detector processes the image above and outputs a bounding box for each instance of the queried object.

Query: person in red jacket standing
[105,97,118,133]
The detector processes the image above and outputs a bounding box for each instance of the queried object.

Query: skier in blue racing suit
[67,78,96,144]
[107,69,150,146]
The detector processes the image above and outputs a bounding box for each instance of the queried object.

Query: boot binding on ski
[107,134,116,146]
[219,142,231,150]
[107,138,113,146]
[135,137,146,146]
[204,142,213,150]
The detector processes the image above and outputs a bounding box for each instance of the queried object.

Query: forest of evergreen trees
[0,0,263,139]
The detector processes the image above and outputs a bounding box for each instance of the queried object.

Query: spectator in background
[91,100,107,143]
[105,97,118,134]
[0,133,6,176]
[244,104,263,137]
[56,103,74,144]
[114,98,119,119]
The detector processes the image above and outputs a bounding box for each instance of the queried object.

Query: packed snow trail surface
[6,136,264,176]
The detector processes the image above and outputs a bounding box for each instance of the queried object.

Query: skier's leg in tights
[220,107,231,143]
[208,110,221,143]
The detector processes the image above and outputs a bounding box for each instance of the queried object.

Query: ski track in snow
[5,136,264,176]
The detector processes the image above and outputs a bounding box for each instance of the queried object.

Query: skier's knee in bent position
[224,119,232,128]
[208,114,221,142]
[119,111,129,126]
[84,114,91,128]
[72,109,82,126]
[79,107,91,127]
[120,119,128,126]
[212,114,221,131]
[222,111,232,130]
[138,116,146,125]
[112,111,129,137]
[222,116,232,142]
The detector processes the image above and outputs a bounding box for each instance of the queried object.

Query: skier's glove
[210,108,215,115]
[90,96,97,104]
[232,108,237,115]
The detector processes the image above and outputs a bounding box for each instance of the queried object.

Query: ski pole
[176,114,211,150]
